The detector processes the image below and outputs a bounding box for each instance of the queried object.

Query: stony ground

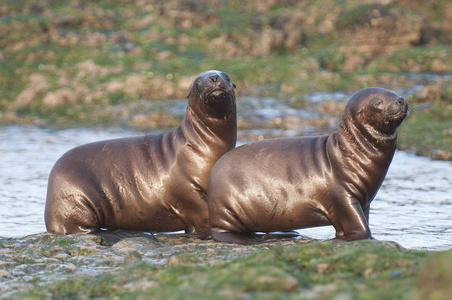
[1,232,449,299]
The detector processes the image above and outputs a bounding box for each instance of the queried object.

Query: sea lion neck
[326,110,396,208]
[180,105,237,151]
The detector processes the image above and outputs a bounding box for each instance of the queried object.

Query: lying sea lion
[45,70,237,241]
[208,87,408,244]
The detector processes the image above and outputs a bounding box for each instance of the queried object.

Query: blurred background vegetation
[0,0,451,159]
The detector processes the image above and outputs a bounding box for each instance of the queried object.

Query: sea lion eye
[374,101,383,109]
[223,74,236,88]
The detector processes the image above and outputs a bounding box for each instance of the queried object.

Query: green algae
[37,233,78,246]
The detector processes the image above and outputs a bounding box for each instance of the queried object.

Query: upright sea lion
[45,70,237,240]
[208,87,408,244]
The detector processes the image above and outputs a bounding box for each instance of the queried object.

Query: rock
[413,250,452,300]
[13,90,36,109]
[316,263,330,274]
[166,253,202,266]
[129,111,179,131]
[13,73,52,108]
[123,278,158,291]
[156,50,172,61]
[42,88,77,108]
[0,270,13,279]
[106,80,124,94]
[302,283,339,299]
[52,253,70,260]
[124,251,142,265]
[363,267,374,277]
[123,74,147,96]
[161,0,220,28]
[336,4,424,72]
[255,274,299,292]
[62,263,77,272]
[76,60,102,79]
[111,237,159,254]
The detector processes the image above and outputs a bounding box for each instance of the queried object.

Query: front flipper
[211,228,265,245]
[330,198,373,241]
[90,229,158,243]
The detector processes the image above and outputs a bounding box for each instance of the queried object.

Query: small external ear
[232,81,236,88]
[187,83,194,99]
[187,78,201,99]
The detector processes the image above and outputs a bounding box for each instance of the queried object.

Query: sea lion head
[187,70,237,119]
[345,87,409,136]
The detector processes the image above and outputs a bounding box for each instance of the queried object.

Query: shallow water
[0,126,451,251]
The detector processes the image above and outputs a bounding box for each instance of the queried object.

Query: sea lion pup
[45,70,237,241]
[208,87,408,245]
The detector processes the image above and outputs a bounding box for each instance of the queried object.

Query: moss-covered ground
[1,233,440,299]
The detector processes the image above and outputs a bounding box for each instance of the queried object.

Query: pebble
[123,278,158,291]
[52,253,70,260]
[0,270,13,279]
[62,263,77,272]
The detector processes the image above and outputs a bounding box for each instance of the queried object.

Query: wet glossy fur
[208,87,408,245]
[45,70,237,239]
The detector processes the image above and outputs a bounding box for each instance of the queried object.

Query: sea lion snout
[396,97,405,106]
[387,95,409,123]
[390,95,408,114]
[205,74,228,93]
[203,71,236,92]
[209,74,219,82]
[397,97,409,118]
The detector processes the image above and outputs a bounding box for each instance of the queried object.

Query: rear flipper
[211,229,265,245]
[90,229,158,243]
[159,232,210,240]
[257,231,301,240]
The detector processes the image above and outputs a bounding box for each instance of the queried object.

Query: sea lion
[208,87,408,244]
[45,70,237,240]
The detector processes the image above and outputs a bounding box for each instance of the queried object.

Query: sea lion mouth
[384,98,409,123]
[207,89,231,102]
[209,89,226,96]
[384,109,409,126]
